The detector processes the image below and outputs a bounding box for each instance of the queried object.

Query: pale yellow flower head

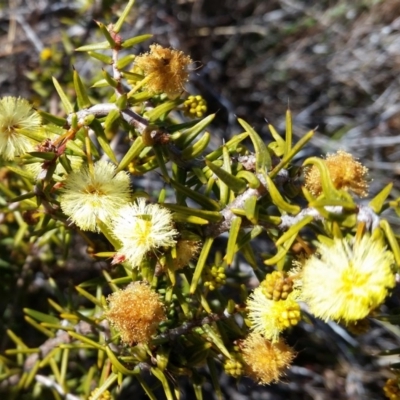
[112,198,178,268]
[0,97,42,160]
[241,333,295,385]
[60,160,131,232]
[299,236,395,323]
[247,287,301,342]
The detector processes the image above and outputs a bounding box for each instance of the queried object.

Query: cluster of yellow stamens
[183,95,207,118]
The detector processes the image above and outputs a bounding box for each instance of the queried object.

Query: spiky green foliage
[1,1,400,399]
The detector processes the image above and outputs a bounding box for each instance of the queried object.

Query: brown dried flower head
[172,239,201,270]
[134,44,192,99]
[345,318,371,335]
[105,282,166,344]
[241,333,295,385]
[383,377,400,400]
[304,150,369,197]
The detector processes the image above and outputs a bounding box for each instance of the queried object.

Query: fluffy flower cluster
[105,282,166,344]
[247,287,301,342]
[241,333,295,385]
[0,96,42,160]
[112,198,178,268]
[304,150,369,197]
[172,239,200,270]
[134,44,192,99]
[60,160,131,232]
[299,236,395,323]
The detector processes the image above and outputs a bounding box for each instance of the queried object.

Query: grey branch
[205,180,380,238]
[66,103,150,133]
[279,205,380,231]
[66,106,381,237]
[156,313,225,342]
[66,104,204,169]
[35,375,81,400]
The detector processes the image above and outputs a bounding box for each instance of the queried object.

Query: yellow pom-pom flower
[241,333,295,385]
[0,97,42,160]
[133,44,192,99]
[112,198,178,268]
[105,282,166,344]
[60,160,131,232]
[247,287,301,342]
[299,236,395,323]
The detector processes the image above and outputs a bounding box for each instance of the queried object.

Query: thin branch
[66,104,149,133]
[35,375,81,400]
[279,205,379,231]
[111,47,124,97]
[205,184,380,238]
[203,170,288,238]
[14,13,44,53]
[24,320,97,371]
[155,313,226,342]
[66,104,204,170]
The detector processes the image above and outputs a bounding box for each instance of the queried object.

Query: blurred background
[1,0,400,399]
